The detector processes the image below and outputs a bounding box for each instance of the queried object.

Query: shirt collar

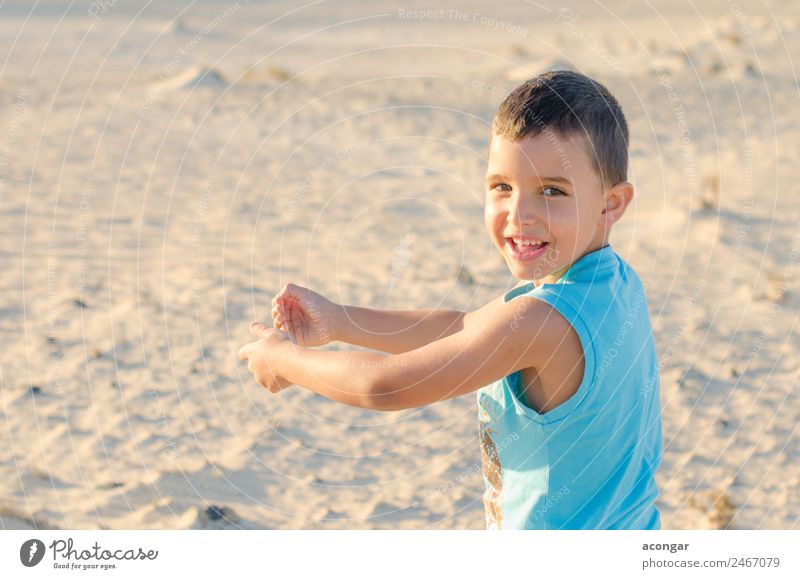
[555,243,617,284]
[505,244,617,300]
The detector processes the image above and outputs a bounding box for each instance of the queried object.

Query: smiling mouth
[505,237,549,260]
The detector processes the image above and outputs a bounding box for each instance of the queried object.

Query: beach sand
[1,0,798,529]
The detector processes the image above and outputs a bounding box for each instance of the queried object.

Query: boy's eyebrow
[485,174,572,186]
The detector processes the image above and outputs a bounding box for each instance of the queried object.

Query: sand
[0,0,798,529]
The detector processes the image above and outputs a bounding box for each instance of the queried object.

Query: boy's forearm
[334,305,465,354]
[277,342,400,410]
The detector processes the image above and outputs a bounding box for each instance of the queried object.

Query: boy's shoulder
[465,289,583,375]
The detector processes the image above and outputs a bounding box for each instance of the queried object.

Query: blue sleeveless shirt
[477,244,662,530]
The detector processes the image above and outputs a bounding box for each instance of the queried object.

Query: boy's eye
[542,186,565,197]
[489,184,565,196]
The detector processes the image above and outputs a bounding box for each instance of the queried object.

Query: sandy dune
[0,0,798,529]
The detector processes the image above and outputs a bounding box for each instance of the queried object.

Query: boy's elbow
[363,373,405,412]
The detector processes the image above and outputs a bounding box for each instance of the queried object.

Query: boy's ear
[600,181,633,226]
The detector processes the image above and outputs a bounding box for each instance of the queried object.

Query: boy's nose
[507,195,538,227]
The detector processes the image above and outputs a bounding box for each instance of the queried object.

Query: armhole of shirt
[506,289,597,425]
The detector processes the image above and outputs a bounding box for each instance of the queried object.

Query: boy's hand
[238,321,293,393]
[271,283,339,347]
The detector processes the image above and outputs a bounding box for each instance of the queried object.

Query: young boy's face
[484,130,611,285]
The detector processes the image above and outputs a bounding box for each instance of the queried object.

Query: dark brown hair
[492,70,629,187]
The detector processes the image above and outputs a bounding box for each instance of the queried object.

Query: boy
[238,70,662,530]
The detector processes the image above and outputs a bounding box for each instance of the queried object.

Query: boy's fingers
[249,320,271,338]
[276,293,295,307]
[238,344,250,361]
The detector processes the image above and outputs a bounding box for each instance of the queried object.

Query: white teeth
[512,238,545,247]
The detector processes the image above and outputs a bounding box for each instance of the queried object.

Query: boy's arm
[334,298,503,354]
[334,306,465,354]
[269,295,571,411]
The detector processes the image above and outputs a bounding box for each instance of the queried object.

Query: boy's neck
[531,240,611,288]
[533,264,570,288]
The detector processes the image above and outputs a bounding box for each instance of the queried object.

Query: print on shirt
[480,420,503,529]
